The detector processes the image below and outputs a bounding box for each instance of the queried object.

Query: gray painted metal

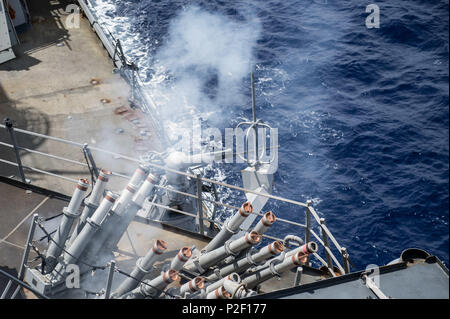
[243,249,315,289]
[68,169,111,247]
[80,180,140,267]
[0,0,16,64]
[51,192,118,280]
[206,273,241,294]
[185,231,262,273]
[45,179,89,272]
[3,120,25,182]
[101,175,158,254]
[129,269,179,299]
[206,241,285,282]
[1,214,38,299]
[104,260,116,299]
[251,258,449,299]
[112,239,167,298]
[203,202,253,252]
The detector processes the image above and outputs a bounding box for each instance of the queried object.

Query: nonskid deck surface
[253,258,449,299]
[0,0,161,197]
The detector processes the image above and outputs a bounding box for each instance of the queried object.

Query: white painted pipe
[206,286,231,299]
[253,211,276,235]
[67,178,90,214]
[141,239,168,267]
[52,192,118,280]
[285,241,318,258]
[68,169,111,247]
[88,169,111,206]
[113,239,168,298]
[44,179,89,272]
[102,173,159,253]
[203,202,253,252]
[138,269,179,298]
[170,247,192,271]
[89,192,118,225]
[179,277,205,296]
[132,173,158,207]
[206,273,241,293]
[185,231,261,272]
[228,202,253,230]
[223,279,256,298]
[111,182,139,216]
[207,241,285,282]
[243,245,318,289]
[128,164,149,188]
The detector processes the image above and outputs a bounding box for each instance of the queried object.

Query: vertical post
[82,143,99,178]
[250,70,256,123]
[104,260,116,299]
[131,64,136,102]
[196,174,205,236]
[320,218,333,270]
[250,70,259,166]
[293,266,303,287]
[2,214,38,299]
[341,247,350,274]
[305,200,312,264]
[4,118,27,183]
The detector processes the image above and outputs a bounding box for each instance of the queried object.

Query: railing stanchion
[196,174,205,236]
[82,143,99,178]
[305,200,312,264]
[2,214,38,299]
[4,118,27,183]
[320,218,334,271]
[293,266,303,287]
[104,260,116,299]
[341,247,350,274]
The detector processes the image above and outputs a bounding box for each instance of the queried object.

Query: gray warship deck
[252,257,449,299]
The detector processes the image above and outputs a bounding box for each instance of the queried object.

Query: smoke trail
[146,5,261,148]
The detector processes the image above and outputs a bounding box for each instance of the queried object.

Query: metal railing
[77,0,166,144]
[0,122,352,277]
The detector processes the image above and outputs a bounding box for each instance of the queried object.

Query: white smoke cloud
[148,5,261,143]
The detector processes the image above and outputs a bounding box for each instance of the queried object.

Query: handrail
[0,124,351,274]
[0,123,307,207]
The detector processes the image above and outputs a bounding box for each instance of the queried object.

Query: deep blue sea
[90,0,449,269]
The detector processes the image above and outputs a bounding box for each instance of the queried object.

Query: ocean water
[88,0,449,269]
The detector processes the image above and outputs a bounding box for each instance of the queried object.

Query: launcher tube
[252,211,276,235]
[203,202,253,252]
[206,241,284,282]
[242,244,318,289]
[113,240,167,298]
[184,231,261,272]
[44,179,89,272]
[69,169,111,246]
[129,269,179,299]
